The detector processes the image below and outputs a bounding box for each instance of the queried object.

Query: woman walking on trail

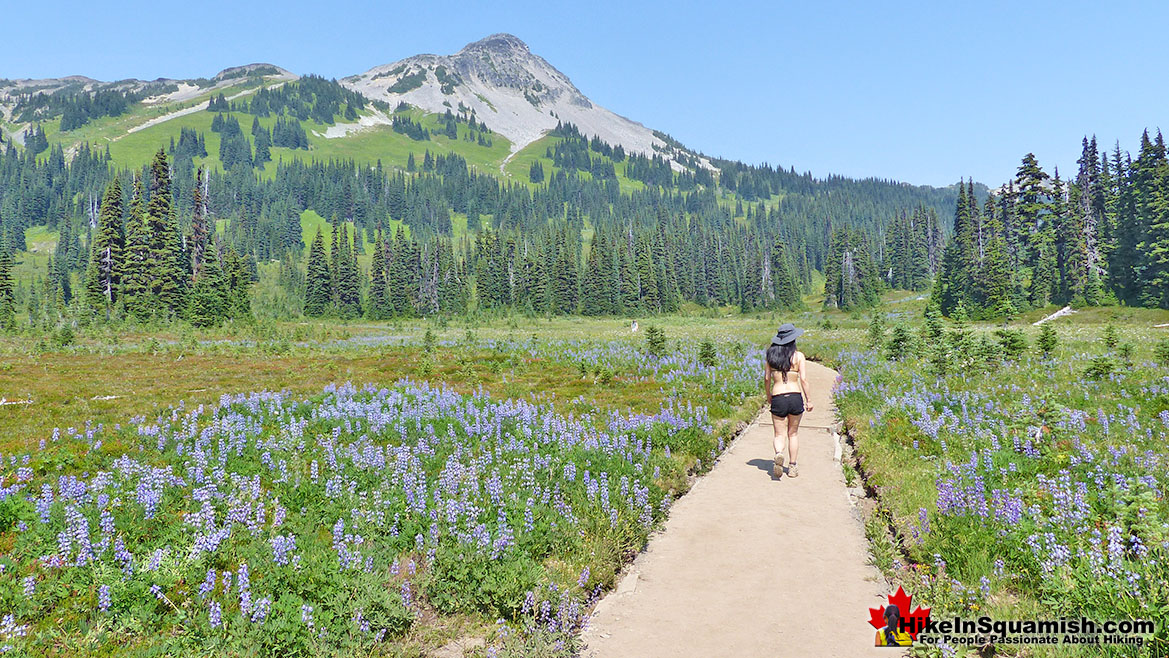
[764,323,813,479]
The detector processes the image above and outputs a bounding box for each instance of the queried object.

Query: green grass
[10,76,470,173]
[97,104,513,177]
[37,79,280,162]
[502,135,648,195]
[297,209,408,255]
[502,135,557,183]
[22,225,57,253]
[14,225,59,286]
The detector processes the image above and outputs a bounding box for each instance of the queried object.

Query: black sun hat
[771,323,805,346]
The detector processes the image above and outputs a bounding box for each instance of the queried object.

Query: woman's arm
[764,363,772,404]
[799,354,814,412]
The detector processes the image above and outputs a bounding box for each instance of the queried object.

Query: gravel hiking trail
[582,361,893,657]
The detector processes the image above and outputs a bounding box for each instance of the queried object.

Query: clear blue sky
[4,0,1166,187]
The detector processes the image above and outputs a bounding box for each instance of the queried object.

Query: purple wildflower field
[835,333,1169,656]
[0,337,765,656]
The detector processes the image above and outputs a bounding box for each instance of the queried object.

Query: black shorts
[770,392,804,418]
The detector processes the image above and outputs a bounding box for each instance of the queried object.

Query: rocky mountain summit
[344,34,704,168]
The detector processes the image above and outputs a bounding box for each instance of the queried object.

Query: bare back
[769,350,805,395]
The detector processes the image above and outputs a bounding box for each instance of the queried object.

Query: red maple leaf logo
[868,586,931,640]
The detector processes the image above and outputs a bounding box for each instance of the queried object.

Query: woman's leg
[770,412,787,477]
[770,412,787,456]
[786,412,802,476]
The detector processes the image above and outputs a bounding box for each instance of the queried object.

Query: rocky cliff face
[447,34,588,107]
[344,34,703,168]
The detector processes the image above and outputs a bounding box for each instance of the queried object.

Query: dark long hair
[766,342,797,382]
[883,605,901,645]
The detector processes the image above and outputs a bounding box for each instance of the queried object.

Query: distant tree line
[13,85,170,130]
[935,131,1169,316]
[0,110,971,329]
[207,75,366,125]
[288,203,808,320]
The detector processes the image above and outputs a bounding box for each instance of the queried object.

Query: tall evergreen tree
[186,242,229,327]
[771,238,801,309]
[980,208,1015,317]
[1111,140,1145,303]
[189,167,210,280]
[436,239,467,315]
[84,178,124,319]
[143,149,186,317]
[329,218,342,307]
[1075,136,1106,304]
[1142,131,1169,307]
[304,229,331,317]
[550,231,579,314]
[221,246,252,320]
[527,245,549,315]
[367,231,391,320]
[1051,168,1087,303]
[336,225,363,318]
[121,175,151,319]
[0,249,14,331]
[824,227,880,310]
[387,227,418,316]
[634,234,659,312]
[580,231,610,315]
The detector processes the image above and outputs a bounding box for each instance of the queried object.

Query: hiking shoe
[788,462,799,478]
[772,453,785,479]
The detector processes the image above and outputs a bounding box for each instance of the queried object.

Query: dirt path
[582,362,893,657]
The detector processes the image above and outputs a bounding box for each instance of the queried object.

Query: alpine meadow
[0,22,1167,658]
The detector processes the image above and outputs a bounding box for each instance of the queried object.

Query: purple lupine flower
[1107,525,1125,565]
[271,534,296,566]
[99,509,115,535]
[36,484,53,524]
[198,569,216,599]
[250,597,270,624]
[98,584,111,612]
[237,562,251,613]
[401,581,413,609]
